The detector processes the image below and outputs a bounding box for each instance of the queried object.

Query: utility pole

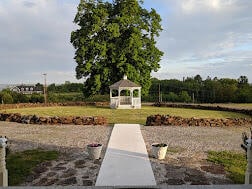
[158,83,161,103]
[43,73,47,104]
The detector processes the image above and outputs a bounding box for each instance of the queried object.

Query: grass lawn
[202,103,252,110]
[2,106,250,125]
[207,151,246,184]
[6,149,59,186]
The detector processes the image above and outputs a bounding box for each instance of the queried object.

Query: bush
[163,92,178,102]
[84,94,109,102]
[29,93,44,103]
[1,92,13,104]
[48,92,84,103]
[12,92,29,103]
[178,91,191,103]
[142,93,158,102]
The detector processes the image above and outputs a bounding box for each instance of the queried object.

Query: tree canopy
[146,75,252,103]
[71,0,163,97]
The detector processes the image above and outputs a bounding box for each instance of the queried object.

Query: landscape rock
[146,114,252,127]
[74,159,86,168]
[166,179,185,185]
[82,179,93,186]
[58,177,77,185]
[0,112,107,126]
[200,165,226,175]
[61,168,77,178]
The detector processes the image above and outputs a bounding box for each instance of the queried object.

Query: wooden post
[0,137,8,187]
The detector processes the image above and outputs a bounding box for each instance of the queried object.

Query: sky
[0,0,251,84]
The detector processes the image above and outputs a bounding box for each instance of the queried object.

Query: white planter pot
[87,144,102,160]
[151,143,168,160]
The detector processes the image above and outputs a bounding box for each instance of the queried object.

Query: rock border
[0,113,107,126]
[146,114,252,127]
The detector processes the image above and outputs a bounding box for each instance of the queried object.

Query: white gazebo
[109,75,141,109]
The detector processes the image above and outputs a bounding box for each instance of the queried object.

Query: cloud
[0,0,79,84]
[23,1,36,8]
[153,0,252,81]
[0,0,251,84]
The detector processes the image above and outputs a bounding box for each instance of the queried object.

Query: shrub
[178,91,191,103]
[29,93,44,103]
[1,92,13,104]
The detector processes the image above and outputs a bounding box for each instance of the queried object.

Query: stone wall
[0,113,107,126]
[146,115,252,127]
[154,103,252,116]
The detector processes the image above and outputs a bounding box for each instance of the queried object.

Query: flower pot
[87,143,102,160]
[151,143,168,160]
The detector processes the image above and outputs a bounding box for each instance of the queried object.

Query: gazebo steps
[116,105,141,109]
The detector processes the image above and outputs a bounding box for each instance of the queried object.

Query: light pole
[43,73,47,104]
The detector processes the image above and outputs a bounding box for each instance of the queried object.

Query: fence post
[245,139,252,184]
[0,137,8,187]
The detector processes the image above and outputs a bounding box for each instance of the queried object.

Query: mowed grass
[201,103,252,110]
[207,151,246,184]
[2,106,250,125]
[6,149,59,186]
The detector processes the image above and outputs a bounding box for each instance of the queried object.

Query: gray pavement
[95,124,156,186]
[6,184,251,188]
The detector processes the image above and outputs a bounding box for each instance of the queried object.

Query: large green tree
[71,0,163,97]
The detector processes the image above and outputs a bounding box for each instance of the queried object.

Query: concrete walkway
[95,124,156,186]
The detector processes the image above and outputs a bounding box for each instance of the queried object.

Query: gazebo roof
[109,76,141,89]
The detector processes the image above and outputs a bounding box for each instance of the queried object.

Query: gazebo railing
[110,96,141,108]
[120,96,131,105]
[110,97,119,108]
[132,98,141,106]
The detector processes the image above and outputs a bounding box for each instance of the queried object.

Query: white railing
[132,98,141,106]
[110,97,141,108]
[120,96,131,105]
[110,98,119,108]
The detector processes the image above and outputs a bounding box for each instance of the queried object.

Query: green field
[201,103,252,110]
[2,106,250,124]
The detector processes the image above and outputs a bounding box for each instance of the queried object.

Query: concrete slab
[95,124,156,186]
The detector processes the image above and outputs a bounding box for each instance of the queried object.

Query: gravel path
[141,126,247,185]
[141,126,245,154]
[0,121,112,186]
[0,121,248,186]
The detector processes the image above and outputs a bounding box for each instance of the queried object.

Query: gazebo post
[130,89,133,107]
[118,88,121,107]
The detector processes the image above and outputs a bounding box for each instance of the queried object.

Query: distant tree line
[1,76,251,104]
[146,75,252,103]
[0,83,85,104]
[47,83,83,93]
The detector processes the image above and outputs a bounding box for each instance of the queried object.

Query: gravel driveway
[0,121,249,186]
[141,125,248,185]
